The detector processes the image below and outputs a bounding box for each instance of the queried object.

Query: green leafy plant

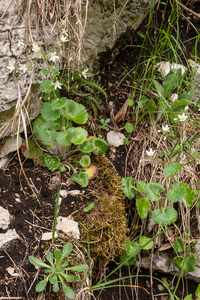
[100,118,110,131]
[29,243,87,299]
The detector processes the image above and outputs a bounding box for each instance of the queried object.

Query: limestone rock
[0,206,11,230]
[41,232,58,241]
[188,59,200,102]
[0,229,20,251]
[156,61,187,77]
[56,216,80,239]
[107,131,125,147]
[0,135,22,158]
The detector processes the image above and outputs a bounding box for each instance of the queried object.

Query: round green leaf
[139,236,153,250]
[128,98,134,106]
[41,103,61,121]
[136,198,151,219]
[163,163,182,176]
[121,177,137,200]
[145,182,164,201]
[70,172,89,187]
[181,183,194,208]
[125,123,133,133]
[62,100,77,119]
[71,103,88,124]
[78,141,93,153]
[92,138,108,155]
[152,207,178,226]
[79,155,91,168]
[56,128,75,146]
[72,127,88,145]
[51,97,68,109]
[40,79,53,92]
[120,240,140,266]
[173,252,196,273]
[21,140,43,159]
[43,154,60,171]
[172,237,184,253]
[166,184,186,203]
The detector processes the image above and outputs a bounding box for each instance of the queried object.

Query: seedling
[100,118,110,131]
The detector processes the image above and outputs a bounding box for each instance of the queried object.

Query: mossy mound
[77,155,128,261]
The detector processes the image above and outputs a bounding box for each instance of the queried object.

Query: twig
[176,0,200,18]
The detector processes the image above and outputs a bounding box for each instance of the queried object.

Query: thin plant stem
[52,170,61,243]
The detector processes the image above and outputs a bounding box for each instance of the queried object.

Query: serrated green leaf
[40,79,54,92]
[71,103,88,124]
[121,177,137,200]
[120,240,140,266]
[35,278,48,292]
[79,155,91,167]
[152,207,178,226]
[78,141,93,153]
[83,203,95,212]
[125,123,133,133]
[145,182,164,201]
[41,103,61,121]
[166,184,186,203]
[70,172,89,187]
[92,138,108,155]
[173,253,196,273]
[139,236,153,250]
[51,97,68,109]
[56,128,75,146]
[136,198,151,219]
[43,154,60,171]
[163,163,182,176]
[172,237,184,253]
[181,183,194,207]
[72,127,88,145]
[62,100,77,119]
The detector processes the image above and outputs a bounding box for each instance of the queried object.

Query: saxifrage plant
[29,243,87,299]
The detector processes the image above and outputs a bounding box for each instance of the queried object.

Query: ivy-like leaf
[136,198,151,219]
[152,207,178,226]
[139,236,153,250]
[43,154,60,171]
[172,237,184,253]
[145,182,164,201]
[119,240,140,266]
[121,177,137,200]
[41,103,61,121]
[173,253,196,273]
[166,184,186,203]
[163,163,182,176]
[70,172,89,187]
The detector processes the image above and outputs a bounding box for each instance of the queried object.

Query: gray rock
[0,206,11,230]
[0,229,20,251]
[0,135,22,158]
[56,216,80,239]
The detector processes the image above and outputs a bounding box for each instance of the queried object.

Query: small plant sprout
[48,52,59,62]
[54,80,62,89]
[100,118,110,131]
[178,113,188,122]
[146,148,155,157]
[32,43,40,53]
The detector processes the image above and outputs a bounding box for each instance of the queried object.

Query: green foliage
[70,172,89,188]
[121,177,137,200]
[173,252,196,273]
[29,243,87,299]
[119,239,140,266]
[163,163,182,176]
[100,118,110,131]
[136,198,151,219]
[152,207,178,226]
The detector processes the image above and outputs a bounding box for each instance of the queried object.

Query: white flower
[48,52,59,62]
[32,44,40,52]
[178,113,188,122]
[162,124,170,132]
[60,35,68,43]
[164,137,166,140]
[19,64,28,74]
[184,106,189,111]
[170,93,178,102]
[174,118,177,121]
[82,69,88,79]
[54,81,62,90]
[7,63,15,73]
[62,29,68,36]
[157,130,161,133]
[18,39,25,47]
[146,148,155,157]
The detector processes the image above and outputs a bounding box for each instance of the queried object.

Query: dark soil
[1,1,200,299]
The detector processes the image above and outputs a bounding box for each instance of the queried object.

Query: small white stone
[156,61,186,77]
[6,267,21,277]
[107,131,125,147]
[41,232,58,241]
[0,229,20,251]
[56,216,80,239]
[0,206,11,229]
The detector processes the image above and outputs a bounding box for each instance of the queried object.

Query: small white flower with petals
[54,81,62,90]
[82,69,88,79]
[178,113,188,122]
[162,124,170,132]
[146,148,155,157]
[60,35,68,43]
[19,64,28,74]
[18,39,25,47]
[184,106,189,111]
[170,93,178,102]
[32,44,40,52]
[48,52,59,62]
[7,63,15,73]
